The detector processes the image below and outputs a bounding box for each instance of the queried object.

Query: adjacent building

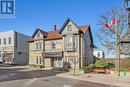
[28,18,94,69]
[44,26,63,69]
[60,18,94,68]
[93,50,105,60]
[0,30,29,64]
[28,29,46,65]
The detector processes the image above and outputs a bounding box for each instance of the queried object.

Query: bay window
[65,35,76,51]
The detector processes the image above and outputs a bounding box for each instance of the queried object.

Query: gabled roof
[59,18,80,33]
[59,18,93,43]
[29,28,62,41]
[32,28,47,38]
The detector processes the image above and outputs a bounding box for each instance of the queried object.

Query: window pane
[51,41,55,49]
[8,37,11,44]
[97,52,100,57]
[3,38,6,45]
[36,43,38,50]
[67,25,72,31]
[39,42,41,49]
[0,39,1,45]
[0,51,1,57]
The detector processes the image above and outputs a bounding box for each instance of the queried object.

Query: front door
[54,58,62,68]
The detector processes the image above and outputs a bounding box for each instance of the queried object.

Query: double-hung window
[8,37,11,44]
[0,39,1,45]
[3,38,6,45]
[39,42,42,49]
[51,41,56,49]
[0,51,1,57]
[36,43,38,50]
[65,35,76,50]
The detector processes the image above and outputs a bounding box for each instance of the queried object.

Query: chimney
[53,25,57,31]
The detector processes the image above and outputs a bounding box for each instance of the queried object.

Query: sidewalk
[56,71,130,87]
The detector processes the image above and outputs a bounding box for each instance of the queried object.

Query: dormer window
[67,25,72,31]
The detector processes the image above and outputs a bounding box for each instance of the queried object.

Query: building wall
[45,39,63,52]
[82,31,93,65]
[0,30,29,64]
[44,39,63,68]
[14,32,30,64]
[61,21,79,35]
[61,20,94,68]
[0,30,15,47]
[29,30,44,65]
[93,50,105,59]
[61,21,80,68]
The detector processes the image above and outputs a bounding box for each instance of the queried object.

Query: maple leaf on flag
[105,19,117,28]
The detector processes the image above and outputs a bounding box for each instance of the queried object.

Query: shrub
[107,63,115,69]
[87,64,95,71]
[80,66,88,72]
[95,60,108,68]
[80,64,95,73]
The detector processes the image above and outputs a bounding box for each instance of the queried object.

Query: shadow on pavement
[0,66,67,82]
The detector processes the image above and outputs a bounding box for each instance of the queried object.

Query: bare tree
[97,8,130,56]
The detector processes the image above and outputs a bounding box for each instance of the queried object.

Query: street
[0,64,117,87]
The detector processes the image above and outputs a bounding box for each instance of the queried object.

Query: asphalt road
[0,64,117,87]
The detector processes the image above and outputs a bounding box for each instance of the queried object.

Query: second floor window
[35,42,42,50]
[65,36,76,49]
[73,37,76,47]
[36,43,38,50]
[39,42,42,49]
[51,41,56,49]
[0,51,1,57]
[3,38,6,45]
[67,37,73,47]
[8,37,11,44]
[0,39,1,45]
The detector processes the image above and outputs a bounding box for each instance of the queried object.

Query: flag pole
[115,19,118,76]
[115,19,120,76]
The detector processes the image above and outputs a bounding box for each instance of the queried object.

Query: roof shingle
[79,25,89,32]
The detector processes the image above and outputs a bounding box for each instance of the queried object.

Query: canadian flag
[105,19,117,28]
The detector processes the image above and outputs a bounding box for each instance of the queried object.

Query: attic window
[37,33,40,37]
[67,25,72,31]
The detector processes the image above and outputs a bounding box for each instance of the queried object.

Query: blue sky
[0,0,124,57]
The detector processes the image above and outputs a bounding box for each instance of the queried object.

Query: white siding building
[93,50,105,60]
[0,30,30,64]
